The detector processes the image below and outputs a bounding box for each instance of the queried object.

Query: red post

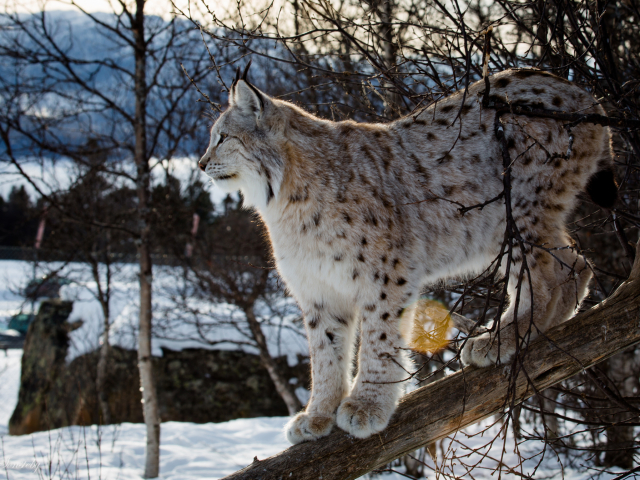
[34,208,47,249]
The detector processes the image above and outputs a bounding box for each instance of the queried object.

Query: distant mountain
[0,10,232,160]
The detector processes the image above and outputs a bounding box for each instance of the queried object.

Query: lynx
[198,65,616,443]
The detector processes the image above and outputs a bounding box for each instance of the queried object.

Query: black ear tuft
[242,59,253,81]
[230,59,266,113]
[231,66,241,89]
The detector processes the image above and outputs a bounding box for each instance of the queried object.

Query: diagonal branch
[487,100,640,130]
[221,240,640,480]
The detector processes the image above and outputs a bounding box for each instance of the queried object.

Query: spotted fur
[199,68,614,443]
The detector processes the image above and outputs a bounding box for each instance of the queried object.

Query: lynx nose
[198,156,208,172]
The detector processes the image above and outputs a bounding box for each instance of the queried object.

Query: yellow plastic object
[401,298,453,354]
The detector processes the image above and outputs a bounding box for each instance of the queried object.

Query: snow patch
[0,419,292,479]
[0,261,308,364]
[0,349,22,435]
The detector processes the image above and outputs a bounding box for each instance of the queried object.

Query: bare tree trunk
[138,249,159,479]
[92,254,112,425]
[603,350,639,469]
[539,391,559,441]
[244,305,303,415]
[371,0,401,116]
[96,324,111,424]
[133,1,160,477]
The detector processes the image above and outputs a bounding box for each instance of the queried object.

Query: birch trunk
[132,1,161,477]
[92,256,112,425]
[244,305,303,415]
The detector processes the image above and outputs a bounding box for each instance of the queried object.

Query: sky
[7,0,213,19]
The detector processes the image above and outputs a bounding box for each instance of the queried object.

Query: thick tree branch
[222,241,640,480]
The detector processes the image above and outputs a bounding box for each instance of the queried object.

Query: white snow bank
[0,418,292,480]
[0,262,33,325]
[0,260,308,365]
[0,349,22,435]
[0,415,626,480]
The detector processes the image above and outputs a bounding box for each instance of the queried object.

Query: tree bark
[96,325,111,424]
[132,1,161,477]
[92,256,112,425]
[603,349,640,468]
[370,0,401,115]
[244,305,303,415]
[537,390,559,441]
[221,241,640,480]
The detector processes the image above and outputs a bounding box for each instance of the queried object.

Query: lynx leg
[461,263,551,366]
[461,235,591,367]
[543,244,592,329]
[285,304,356,444]
[336,291,413,438]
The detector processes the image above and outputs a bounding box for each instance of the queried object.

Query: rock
[10,300,310,434]
[9,300,74,435]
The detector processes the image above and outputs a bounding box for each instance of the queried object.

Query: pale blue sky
[10,0,200,19]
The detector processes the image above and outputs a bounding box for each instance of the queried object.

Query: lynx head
[199,61,285,209]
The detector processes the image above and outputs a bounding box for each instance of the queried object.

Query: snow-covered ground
[0,350,22,436]
[0,393,626,480]
[0,416,293,479]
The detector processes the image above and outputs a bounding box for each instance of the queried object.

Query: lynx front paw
[336,397,394,439]
[461,332,516,367]
[285,412,335,444]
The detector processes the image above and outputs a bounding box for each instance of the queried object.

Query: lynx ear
[229,60,267,116]
[231,80,265,115]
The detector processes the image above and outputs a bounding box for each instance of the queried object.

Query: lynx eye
[217,133,228,146]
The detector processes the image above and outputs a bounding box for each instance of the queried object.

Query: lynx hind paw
[460,332,516,368]
[336,397,395,439]
[285,412,335,444]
